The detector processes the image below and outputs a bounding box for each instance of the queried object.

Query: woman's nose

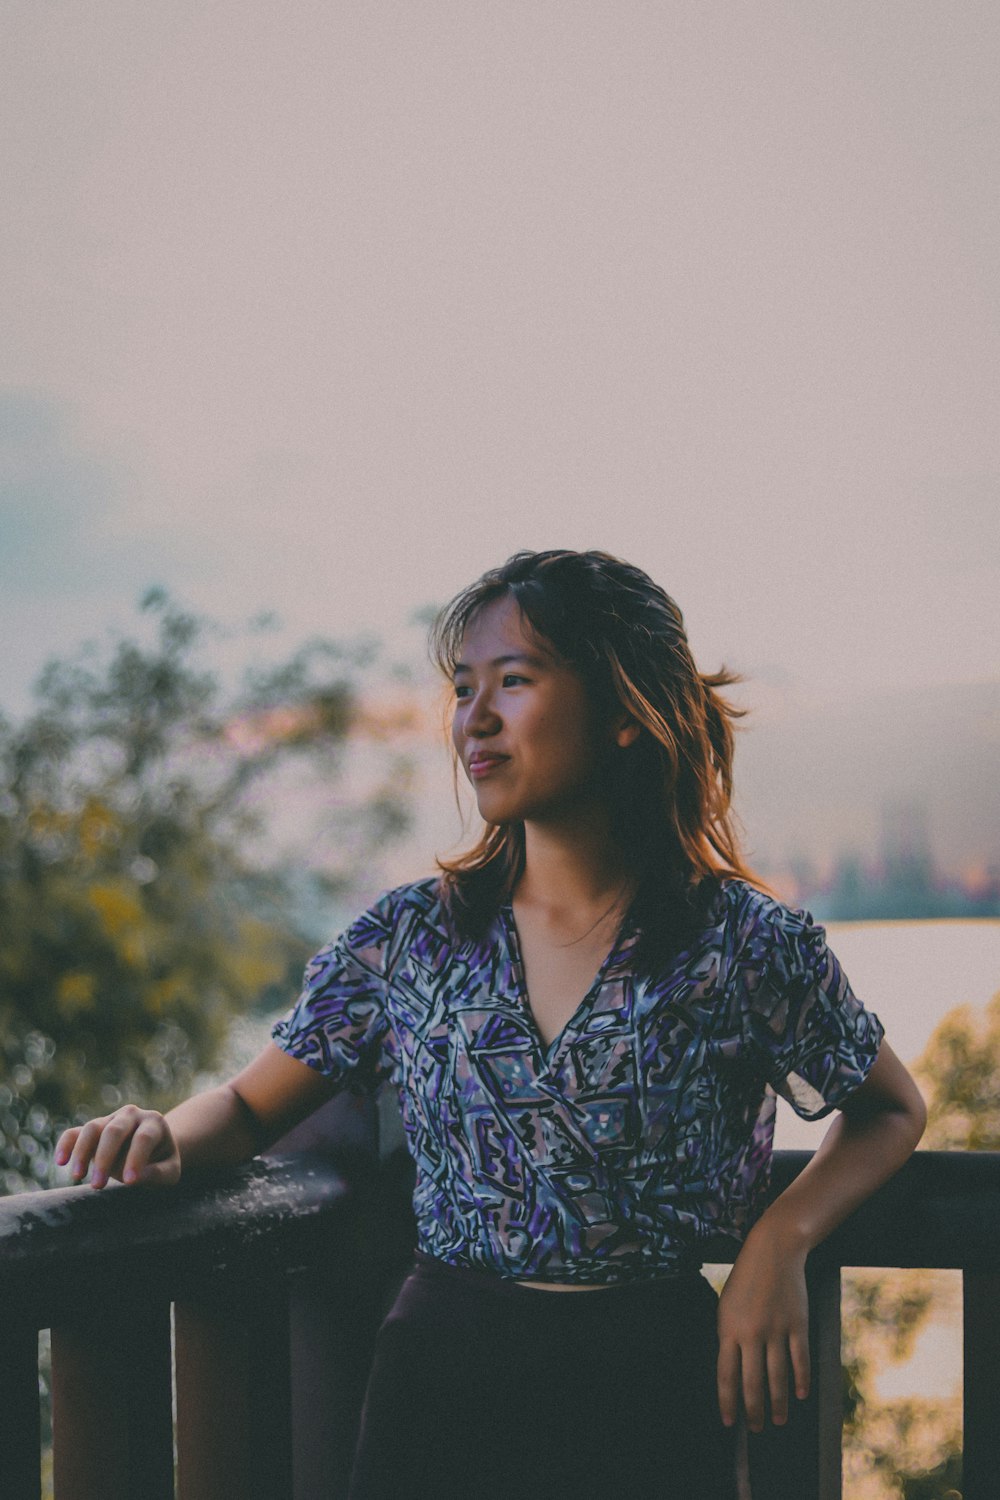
[463,686,501,736]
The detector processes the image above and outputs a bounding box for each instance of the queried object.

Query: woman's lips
[469,755,509,779]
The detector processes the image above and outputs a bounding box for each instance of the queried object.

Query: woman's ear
[614,718,642,749]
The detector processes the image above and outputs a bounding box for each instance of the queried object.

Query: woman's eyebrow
[453,653,548,674]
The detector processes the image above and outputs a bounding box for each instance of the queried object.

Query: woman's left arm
[716,1039,927,1433]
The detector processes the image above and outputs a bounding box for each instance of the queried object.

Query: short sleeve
[271,890,397,1092]
[738,899,885,1121]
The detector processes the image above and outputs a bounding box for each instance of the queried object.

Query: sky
[2,0,998,724]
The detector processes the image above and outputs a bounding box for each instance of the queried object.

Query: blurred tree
[841,1272,961,1500]
[841,988,1000,1498]
[914,991,1000,1152]
[0,589,414,1193]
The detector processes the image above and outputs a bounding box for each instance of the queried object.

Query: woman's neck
[514,812,636,922]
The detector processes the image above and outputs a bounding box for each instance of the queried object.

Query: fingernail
[91,1169,104,1188]
[124,1168,136,1184]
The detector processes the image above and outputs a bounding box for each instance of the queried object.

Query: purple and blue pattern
[272,877,884,1284]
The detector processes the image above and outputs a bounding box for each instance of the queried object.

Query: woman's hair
[429,549,776,973]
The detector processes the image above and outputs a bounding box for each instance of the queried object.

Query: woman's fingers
[789,1328,811,1402]
[56,1108,175,1188]
[90,1106,146,1185]
[716,1339,742,1428]
[740,1342,766,1433]
[766,1339,791,1425]
[63,1116,112,1182]
[719,1331,808,1431]
[122,1116,178,1186]
[54,1126,81,1167]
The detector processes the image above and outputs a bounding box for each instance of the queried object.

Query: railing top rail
[702,1149,1000,1268]
[0,1152,353,1323]
[2,1148,999,1324]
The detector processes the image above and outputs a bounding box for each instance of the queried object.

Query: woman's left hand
[715,1225,811,1432]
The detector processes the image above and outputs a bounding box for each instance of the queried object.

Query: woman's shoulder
[304,875,454,979]
[347,873,449,931]
[712,876,813,948]
[714,876,833,982]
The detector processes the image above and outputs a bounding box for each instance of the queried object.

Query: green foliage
[915,992,1000,1151]
[842,1272,962,1499]
[0,591,413,1193]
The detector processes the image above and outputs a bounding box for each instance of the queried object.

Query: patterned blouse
[271,875,885,1285]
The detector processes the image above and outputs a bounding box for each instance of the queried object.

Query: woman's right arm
[55,1042,337,1190]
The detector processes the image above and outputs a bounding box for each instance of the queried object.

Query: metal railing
[1,1147,998,1500]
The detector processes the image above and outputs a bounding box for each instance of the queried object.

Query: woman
[57,549,926,1499]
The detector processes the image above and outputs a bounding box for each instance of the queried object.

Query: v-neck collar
[498,900,637,1068]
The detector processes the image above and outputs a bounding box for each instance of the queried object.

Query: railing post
[50,1300,174,1500]
[175,1276,293,1500]
[0,1319,41,1500]
[744,1259,842,1500]
[963,1268,1000,1500]
[811,1261,843,1500]
[288,1269,378,1500]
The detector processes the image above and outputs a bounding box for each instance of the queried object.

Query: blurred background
[3,3,998,1495]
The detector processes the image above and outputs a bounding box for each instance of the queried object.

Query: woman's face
[450,594,618,828]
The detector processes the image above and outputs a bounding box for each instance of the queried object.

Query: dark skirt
[347,1253,741,1500]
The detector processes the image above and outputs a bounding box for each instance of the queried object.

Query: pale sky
[2,0,998,719]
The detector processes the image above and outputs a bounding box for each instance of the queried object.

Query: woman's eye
[453,674,530,701]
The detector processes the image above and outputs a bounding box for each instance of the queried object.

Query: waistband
[411,1250,709,1303]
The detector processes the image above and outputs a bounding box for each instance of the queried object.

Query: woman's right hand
[55,1106,181,1190]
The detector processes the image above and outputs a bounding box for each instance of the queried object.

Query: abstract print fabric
[272,875,885,1284]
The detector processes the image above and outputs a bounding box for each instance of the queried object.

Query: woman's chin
[473,793,516,824]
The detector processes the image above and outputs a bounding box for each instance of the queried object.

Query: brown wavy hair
[429,549,775,974]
